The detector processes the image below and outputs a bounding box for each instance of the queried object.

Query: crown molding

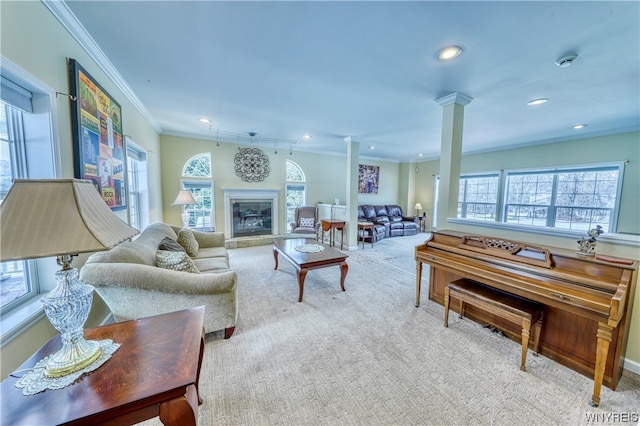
[42,0,162,133]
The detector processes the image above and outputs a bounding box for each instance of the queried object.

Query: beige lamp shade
[414,203,423,210]
[0,179,139,262]
[172,189,196,206]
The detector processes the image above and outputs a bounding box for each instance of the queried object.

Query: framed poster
[358,164,379,194]
[68,58,127,210]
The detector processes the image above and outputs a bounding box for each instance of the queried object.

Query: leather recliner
[358,204,418,239]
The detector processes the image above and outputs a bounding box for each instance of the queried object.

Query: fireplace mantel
[223,188,280,237]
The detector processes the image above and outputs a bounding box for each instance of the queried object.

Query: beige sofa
[80,222,238,338]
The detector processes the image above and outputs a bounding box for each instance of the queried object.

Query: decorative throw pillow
[155,250,200,273]
[300,217,315,228]
[158,236,186,253]
[177,228,199,257]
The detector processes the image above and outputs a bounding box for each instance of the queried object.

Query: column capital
[436,92,473,107]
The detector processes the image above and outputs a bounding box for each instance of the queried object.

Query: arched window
[285,160,307,227]
[181,153,214,230]
[182,153,211,178]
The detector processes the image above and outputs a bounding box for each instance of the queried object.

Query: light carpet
[141,233,639,425]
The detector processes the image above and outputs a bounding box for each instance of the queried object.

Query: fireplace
[223,189,280,238]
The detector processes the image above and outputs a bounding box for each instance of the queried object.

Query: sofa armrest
[192,230,226,248]
[80,263,236,295]
[402,216,418,223]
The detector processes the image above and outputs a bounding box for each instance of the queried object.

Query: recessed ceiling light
[199,118,211,124]
[573,124,587,129]
[302,134,311,140]
[368,146,375,150]
[527,98,549,106]
[437,45,463,61]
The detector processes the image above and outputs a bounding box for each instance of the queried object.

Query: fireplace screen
[232,199,272,237]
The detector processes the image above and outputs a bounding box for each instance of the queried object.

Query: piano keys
[415,230,638,407]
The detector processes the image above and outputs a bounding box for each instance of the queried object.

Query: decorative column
[345,137,360,249]
[435,92,473,230]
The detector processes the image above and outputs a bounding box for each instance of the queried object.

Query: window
[0,100,34,312]
[449,164,623,234]
[285,160,306,227]
[126,140,149,230]
[0,69,58,314]
[181,153,213,230]
[458,173,499,221]
[505,166,621,232]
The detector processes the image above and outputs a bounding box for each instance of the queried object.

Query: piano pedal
[482,323,491,329]
[496,329,504,337]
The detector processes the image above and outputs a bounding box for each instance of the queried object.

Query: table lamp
[172,189,196,227]
[0,179,139,377]
[414,203,423,216]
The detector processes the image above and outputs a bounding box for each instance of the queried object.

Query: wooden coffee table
[273,238,348,302]
[1,307,206,426]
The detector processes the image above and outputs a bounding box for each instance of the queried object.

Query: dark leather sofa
[358,204,418,242]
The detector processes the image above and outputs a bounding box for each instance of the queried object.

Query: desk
[320,219,346,250]
[1,307,206,426]
[357,221,375,249]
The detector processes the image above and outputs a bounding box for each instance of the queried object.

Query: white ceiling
[62,1,639,162]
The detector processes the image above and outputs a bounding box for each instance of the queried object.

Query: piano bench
[444,278,544,372]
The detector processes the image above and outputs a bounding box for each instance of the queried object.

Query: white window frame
[126,138,149,231]
[1,57,61,344]
[181,153,214,230]
[441,162,626,239]
[285,160,307,228]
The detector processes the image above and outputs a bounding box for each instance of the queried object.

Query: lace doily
[295,244,325,253]
[15,339,120,396]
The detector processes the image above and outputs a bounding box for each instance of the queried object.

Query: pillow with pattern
[177,228,199,257]
[299,217,315,228]
[158,236,186,252]
[156,250,200,273]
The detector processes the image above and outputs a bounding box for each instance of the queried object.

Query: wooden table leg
[415,261,423,307]
[297,268,308,302]
[159,384,198,425]
[520,318,532,372]
[339,261,348,292]
[444,286,450,327]
[590,322,613,407]
[273,248,279,270]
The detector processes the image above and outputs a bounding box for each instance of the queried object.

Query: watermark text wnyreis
[585,412,639,423]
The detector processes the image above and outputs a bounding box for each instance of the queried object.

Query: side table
[320,219,346,250]
[357,221,375,249]
[1,307,206,426]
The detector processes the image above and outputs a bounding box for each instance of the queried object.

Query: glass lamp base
[44,338,102,378]
[181,211,190,227]
[41,262,102,378]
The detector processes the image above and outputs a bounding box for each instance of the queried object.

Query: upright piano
[415,230,638,407]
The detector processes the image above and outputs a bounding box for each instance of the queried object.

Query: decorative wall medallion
[234,147,270,182]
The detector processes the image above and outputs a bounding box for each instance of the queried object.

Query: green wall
[159,135,406,233]
[1,1,163,379]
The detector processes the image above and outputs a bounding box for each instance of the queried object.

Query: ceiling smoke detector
[555,54,578,68]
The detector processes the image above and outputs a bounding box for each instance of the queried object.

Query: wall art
[68,58,127,210]
[234,147,270,182]
[358,164,379,194]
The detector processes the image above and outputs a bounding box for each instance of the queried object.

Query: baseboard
[624,357,640,375]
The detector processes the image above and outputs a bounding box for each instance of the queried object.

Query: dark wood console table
[1,307,206,425]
